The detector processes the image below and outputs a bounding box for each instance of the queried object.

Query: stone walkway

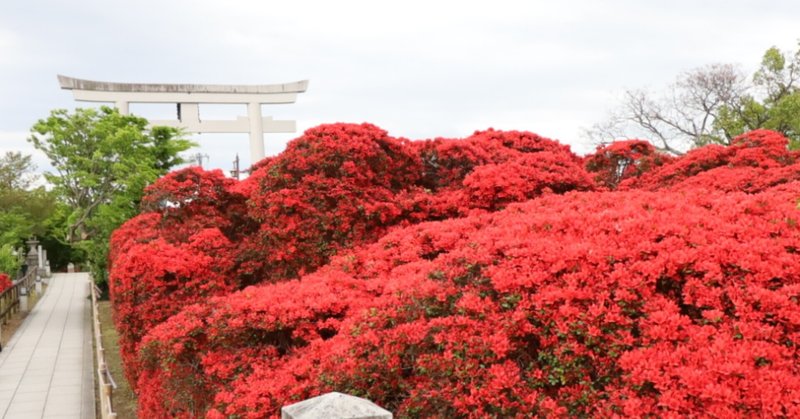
[0,273,95,418]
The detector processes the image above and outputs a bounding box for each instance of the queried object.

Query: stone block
[281,392,392,419]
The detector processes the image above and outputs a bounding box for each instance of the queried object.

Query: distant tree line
[0,151,70,275]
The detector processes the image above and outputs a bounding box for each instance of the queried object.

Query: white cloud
[0,29,15,52]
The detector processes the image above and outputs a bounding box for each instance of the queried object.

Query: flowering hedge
[108,168,248,386]
[109,126,800,417]
[240,123,423,282]
[584,139,672,189]
[108,124,586,389]
[619,129,799,191]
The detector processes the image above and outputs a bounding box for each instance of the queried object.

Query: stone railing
[0,237,51,343]
[0,268,37,339]
[91,281,118,419]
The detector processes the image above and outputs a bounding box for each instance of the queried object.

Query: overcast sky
[1,0,799,174]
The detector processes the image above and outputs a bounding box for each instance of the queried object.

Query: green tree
[29,106,194,283]
[0,151,36,190]
[715,45,800,148]
[0,244,21,277]
[0,152,56,244]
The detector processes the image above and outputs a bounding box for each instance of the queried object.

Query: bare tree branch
[585,63,747,153]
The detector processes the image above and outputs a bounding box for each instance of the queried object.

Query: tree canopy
[715,45,800,148]
[29,106,194,282]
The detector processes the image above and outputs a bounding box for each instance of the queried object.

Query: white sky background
[1,0,799,175]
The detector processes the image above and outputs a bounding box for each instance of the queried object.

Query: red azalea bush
[585,139,672,189]
[109,229,238,386]
[0,273,12,293]
[109,168,250,269]
[136,271,375,417]
[108,124,586,388]
[140,167,254,242]
[662,162,800,194]
[108,124,800,418]
[108,168,251,386]
[241,123,423,282]
[463,152,595,211]
[108,213,162,265]
[416,129,580,192]
[413,129,586,218]
[138,185,800,418]
[620,130,798,191]
[218,124,586,284]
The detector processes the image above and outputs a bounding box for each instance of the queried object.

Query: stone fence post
[281,392,392,419]
[25,237,38,276]
[25,237,42,293]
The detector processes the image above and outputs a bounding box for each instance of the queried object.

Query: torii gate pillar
[248,102,265,160]
[57,75,309,164]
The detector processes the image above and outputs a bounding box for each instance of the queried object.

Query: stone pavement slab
[0,273,95,419]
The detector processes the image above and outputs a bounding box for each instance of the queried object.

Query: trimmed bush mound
[109,126,800,417]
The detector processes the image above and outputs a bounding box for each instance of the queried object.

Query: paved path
[0,273,95,418]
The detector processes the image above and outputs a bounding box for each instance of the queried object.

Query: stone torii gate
[57,75,309,163]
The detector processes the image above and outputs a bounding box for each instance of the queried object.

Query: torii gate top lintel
[57,74,309,95]
[57,74,309,163]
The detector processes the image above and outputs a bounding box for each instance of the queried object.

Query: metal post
[231,154,240,180]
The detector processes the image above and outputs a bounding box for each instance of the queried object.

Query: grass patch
[98,300,138,418]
